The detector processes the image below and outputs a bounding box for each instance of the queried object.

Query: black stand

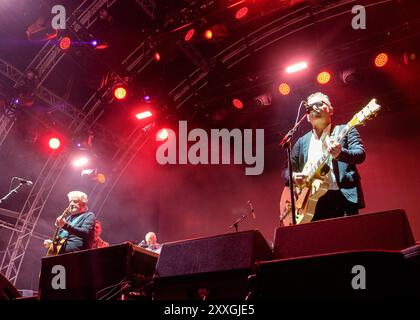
[229,208,253,232]
[279,112,308,226]
[0,183,25,205]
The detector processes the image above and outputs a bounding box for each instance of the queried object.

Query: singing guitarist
[283,92,366,221]
[43,191,95,254]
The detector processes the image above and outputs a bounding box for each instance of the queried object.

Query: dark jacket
[59,211,95,253]
[285,125,366,208]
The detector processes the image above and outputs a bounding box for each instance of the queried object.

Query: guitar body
[280,177,329,226]
[46,237,67,256]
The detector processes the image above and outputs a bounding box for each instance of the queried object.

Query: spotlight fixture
[374,53,388,68]
[278,83,291,95]
[59,37,71,50]
[113,85,127,100]
[48,137,61,150]
[317,71,331,85]
[285,62,308,74]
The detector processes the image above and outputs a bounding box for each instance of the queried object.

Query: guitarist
[284,92,366,221]
[43,191,95,254]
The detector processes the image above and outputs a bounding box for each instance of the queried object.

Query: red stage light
[374,53,388,68]
[204,29,213,40]
[317,71,331,84]
[184,28,195,42]
[285,61,308,74]
[49,137,61,150]
[157,129,169,141]
[114,86,127,100]
[135,111,153,120]
[59,37,71,50]
[278,83,291,95]
[232,98,244,109]
[153,52,161,61]
[235,7,249,20]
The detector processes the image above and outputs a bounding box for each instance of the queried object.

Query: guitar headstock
[348,98,381,128]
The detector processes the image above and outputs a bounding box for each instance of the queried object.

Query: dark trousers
[312,190,359,221]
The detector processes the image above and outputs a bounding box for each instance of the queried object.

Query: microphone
[248,200,256,219]
[13,177,33,186]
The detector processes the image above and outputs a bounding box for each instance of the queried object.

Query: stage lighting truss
[168,0,400,110]
[23,0,118,91]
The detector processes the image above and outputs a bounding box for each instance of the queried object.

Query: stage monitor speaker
[254,250,418,300]
[39,242,158,300]
[153,230,272,299]
[0,272,20,300]
[273,209,414,260]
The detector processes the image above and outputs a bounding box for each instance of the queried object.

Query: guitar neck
[51,226,61,241]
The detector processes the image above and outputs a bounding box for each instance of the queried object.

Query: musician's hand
[55,215,66,228]
[293,173,307,185]
[328,142,342,158]
[43,239,52,249]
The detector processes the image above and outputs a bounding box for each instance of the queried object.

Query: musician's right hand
[55,215,66,228]
[43,239,52,249]
[293,173,307,185]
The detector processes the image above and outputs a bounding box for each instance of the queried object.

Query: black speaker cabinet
[39,242,158,300]
[274,209,415,260]
[153,230,272,299]
[254,250,418,300]
[0,272,20,300]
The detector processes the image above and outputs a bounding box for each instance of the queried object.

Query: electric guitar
[46,206,71,256]
[279,98,381,226]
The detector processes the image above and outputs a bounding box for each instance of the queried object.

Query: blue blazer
[59,211,95,253]
[286,125,366,208]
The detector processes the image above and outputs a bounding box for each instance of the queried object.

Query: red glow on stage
[153,52,161,61]
[235,7,249,20]
[317,71,331,84]
[114,86,127,100]
[59,37,71,50]
[285,61,308,74]
[204,29,213,40]
[48,137,61,150]
[184,28,195,42]
[232,98,244,109]
[135,111,153,120]
[278,83,291,95]
[157,129,169,141]
[374,53,388,68]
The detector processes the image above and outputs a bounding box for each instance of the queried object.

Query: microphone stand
[229,208,252,232]
[0,182,25,205]
[279,110,308,226]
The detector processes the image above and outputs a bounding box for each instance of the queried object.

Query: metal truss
[177,41,207,68]
[0,115,15,148]
[24,0,118,89]
[135,0,157,20]
[168,0,393,110]
[121,42,155,75]
[0,151,68,284]
[0,57,120,148]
